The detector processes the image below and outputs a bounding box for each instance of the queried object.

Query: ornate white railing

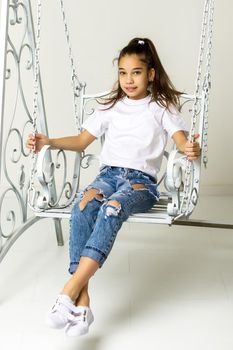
[0,0,64,263]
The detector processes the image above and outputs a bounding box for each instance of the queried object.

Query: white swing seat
[29,89,202,226]
[35,194,174,224]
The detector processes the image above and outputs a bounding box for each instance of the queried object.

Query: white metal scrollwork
[0,0,46,262]
[178,0,214,219]
[28,0,84,211]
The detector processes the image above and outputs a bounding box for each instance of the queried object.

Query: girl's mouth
[125,87,137,92]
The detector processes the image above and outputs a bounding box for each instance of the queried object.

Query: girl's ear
[148,68,155,82]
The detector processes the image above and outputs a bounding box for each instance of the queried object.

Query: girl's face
[118,54,155,100]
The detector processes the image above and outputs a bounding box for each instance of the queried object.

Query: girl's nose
[126,74,133,84]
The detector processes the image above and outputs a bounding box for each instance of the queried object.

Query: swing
[27,0,222,228]
[0,0,232,265]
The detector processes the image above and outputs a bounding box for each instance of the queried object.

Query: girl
[27,37,200,336]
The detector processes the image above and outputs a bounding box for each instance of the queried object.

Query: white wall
[1,0,233,194]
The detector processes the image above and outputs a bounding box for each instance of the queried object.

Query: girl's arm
[172,130,200,160]
[27,130,96,153]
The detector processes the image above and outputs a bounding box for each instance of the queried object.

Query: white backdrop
[1,0,233,194]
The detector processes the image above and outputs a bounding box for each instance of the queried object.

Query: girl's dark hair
[102,37,182,110]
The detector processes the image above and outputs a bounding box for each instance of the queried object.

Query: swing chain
[59,0,82,133]
[202,0,214,167]
[28,0,42,208]
[180,0,214,217]
[189,0,213,141]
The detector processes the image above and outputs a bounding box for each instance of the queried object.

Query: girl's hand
[184,134,201,160]
[26,133,49,153]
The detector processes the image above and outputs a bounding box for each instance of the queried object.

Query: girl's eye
[133,71,141,75]
[119,71,125,75]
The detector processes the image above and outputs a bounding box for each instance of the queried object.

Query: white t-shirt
[82,95,188,179]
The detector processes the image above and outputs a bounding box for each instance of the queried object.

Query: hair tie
[138,40,145,45]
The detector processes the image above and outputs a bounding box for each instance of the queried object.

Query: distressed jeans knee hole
[104,201,121,219]
[79,188,104,212]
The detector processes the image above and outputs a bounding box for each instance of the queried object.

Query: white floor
[0,195,233,350]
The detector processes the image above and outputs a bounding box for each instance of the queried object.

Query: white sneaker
[46,294,77,329]
[65,306,94,336]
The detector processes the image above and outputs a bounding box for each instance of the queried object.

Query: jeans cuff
[69,262,78,274]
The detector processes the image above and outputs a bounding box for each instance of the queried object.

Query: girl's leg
[60,196,129,304]
[62,256,99,302]
[75,283,89,307]
[69,189,104,274]
[47,170,116,334]
[68,171,115,299]
[57,198,125,312]
[46,257,99,332]
[68,189,103,309]
[47,169,158,335]
[79,182,158,268]
[47,257,98,336]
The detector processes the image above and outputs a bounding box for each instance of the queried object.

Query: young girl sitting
[27,37,200,337]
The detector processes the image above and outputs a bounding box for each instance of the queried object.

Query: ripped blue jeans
[69,166,159,273]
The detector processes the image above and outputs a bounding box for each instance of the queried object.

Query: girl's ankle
[75,295,90,307]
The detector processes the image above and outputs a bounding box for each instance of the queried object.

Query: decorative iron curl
[34,147,79,210]
[82,91,110,117]
[81,154,98,169]
[83,98,97,116]
[9,1,24,26]
[3,127,29,209]
[0,0,37,253]
[0,188,25,239]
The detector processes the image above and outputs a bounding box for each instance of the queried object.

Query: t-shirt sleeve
[161,107,189,137]
[81,109,109,138]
